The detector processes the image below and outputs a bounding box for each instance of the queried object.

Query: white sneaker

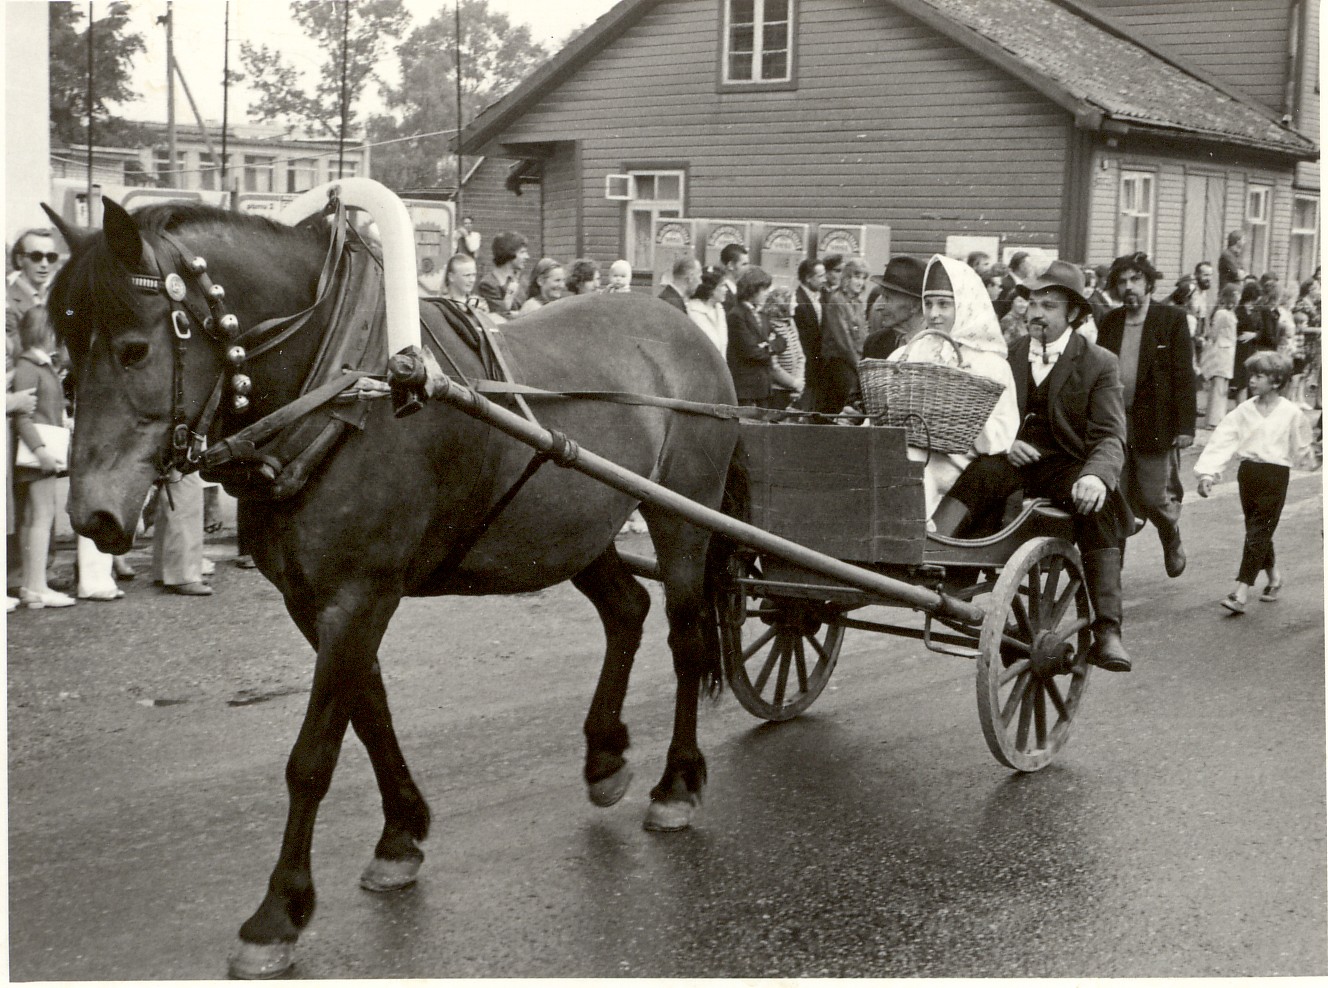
[19,588,76,609]
[6,596,18,612]
[201,558,216,577]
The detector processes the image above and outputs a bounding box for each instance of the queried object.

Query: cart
[429,376,1095,773]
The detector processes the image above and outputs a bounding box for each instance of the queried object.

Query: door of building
[1181,172,1227,279]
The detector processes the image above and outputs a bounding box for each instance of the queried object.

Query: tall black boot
[1083,548,1132,672]
[929,496,971,538]
[1158,521,1186,578]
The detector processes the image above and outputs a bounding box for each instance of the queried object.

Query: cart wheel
[722,597,845,721]
[976,537,1091,772]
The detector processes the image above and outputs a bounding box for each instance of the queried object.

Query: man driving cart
[928,261,1135,673]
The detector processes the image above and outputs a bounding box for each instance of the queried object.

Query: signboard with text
[651,218,699,289]
[757,222,811,293]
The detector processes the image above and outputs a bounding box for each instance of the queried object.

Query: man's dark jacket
[726,302,771,402]
[794,285,823,406]
[1096,301,1197,454]
[1009,332,1128,490]
[657,284,687,312]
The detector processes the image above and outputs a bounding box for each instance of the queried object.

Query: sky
[108,0,617,126]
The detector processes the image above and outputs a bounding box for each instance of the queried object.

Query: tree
[238,0,409,140]
[368,0,551,190]
[48,1,150,147]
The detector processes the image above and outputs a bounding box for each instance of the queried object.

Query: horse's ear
[40,202,88,249]
[101,198,145,271]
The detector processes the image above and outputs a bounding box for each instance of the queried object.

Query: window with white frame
[1245,183,1272,276]
[152,148,186,186]
[243,154,275,193]
[1289,195,1319,284]
[622,171,685,271]
[287,158,319,193]
[723,0,791,84]
[199,153,218,190]
[1116,170,1155,256]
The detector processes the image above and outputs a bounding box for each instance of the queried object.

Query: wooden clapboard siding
[497,0,1069,264]
[1085,150,1119,266]
[539,144,580,263]
[1084,0,1295,112]
[459,156,543,273]
[1294,0,1319,189]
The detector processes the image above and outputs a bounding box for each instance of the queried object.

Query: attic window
[722,0,794,88]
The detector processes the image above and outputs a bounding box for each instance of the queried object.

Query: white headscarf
[905,254,1008,363]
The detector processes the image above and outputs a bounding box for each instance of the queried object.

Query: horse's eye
[118,342,149,369]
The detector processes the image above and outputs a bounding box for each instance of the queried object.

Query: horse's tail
[702,433,751,699]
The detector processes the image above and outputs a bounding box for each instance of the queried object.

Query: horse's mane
[49,202,329,360]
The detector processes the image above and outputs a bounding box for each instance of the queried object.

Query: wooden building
[456,0,1318,290]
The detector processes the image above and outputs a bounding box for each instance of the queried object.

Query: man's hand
[1174,434,1194,449]
[7,388,36,416]
[1197,474,1215,498]
[1006,439,1042,468]
[1070,474,1107,514]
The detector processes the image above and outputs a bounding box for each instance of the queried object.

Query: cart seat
[922,498,1074,568]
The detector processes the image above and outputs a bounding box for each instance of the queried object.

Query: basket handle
[898,329,968,368]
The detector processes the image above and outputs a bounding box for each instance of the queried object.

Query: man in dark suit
[793,258,826,410]
[657,257,700,312]
[1218,231,1245,289]
[1096,252,1195,579]
[931,261,1134,672]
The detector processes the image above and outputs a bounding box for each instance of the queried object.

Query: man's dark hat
[870,255,925,298]
[1015,259,1090,307]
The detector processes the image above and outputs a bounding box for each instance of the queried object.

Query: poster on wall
[651,219,699,289]
[945,235,1001,265]
[813,223,891,276]
[701,220,757,269]
[757,222,811,293]
[1001,245,1059,275]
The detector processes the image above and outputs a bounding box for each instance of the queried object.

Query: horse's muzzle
[80,510,135,556]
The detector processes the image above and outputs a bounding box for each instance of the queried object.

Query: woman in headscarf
[886,254,1020,520]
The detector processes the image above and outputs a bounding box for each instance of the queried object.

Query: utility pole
[87,1,95,204]
[165,1,177,187]
[337,0,350,179]
[454,0,464,214]
[221,1,230,192]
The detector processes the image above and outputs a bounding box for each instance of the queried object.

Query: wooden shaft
[427,373,987,626]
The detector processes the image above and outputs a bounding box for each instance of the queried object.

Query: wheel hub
[1029,629,1076,676]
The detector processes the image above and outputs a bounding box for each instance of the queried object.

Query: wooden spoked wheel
[976,537,1092,772]
[721,589,845,722]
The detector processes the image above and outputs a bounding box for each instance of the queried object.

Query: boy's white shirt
[1194,395,1314,477]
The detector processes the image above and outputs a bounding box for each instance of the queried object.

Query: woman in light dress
[686,265,729,355]
[1200,283,1240,428]
[885,254,1020,519]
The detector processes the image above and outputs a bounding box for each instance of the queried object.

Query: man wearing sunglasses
[6,229,61,348]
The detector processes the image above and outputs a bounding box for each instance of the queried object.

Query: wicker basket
[859,330,1004,454]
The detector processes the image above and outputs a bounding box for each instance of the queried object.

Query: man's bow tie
[1028,339,1058,365]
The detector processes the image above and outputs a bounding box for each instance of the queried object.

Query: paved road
[7,471,1324,979]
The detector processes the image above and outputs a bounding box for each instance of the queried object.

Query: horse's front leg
[572,547,651,808]
[228,588,399,980]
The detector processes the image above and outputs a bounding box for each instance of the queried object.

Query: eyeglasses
[20,251,59,264]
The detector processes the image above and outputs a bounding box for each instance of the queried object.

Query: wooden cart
[429,377,1096,773]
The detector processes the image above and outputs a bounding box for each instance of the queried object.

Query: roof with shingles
[913,0,1316,155]
[458,0,1317,159]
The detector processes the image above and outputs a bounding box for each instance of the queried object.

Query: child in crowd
[1194,351,1313,614]
[760,286,804,409]
[603,259,633,293]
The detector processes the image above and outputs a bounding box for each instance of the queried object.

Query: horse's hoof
[227,937,295,980]
[359,854,423,892]
[643,796,698,832]
[587,764,633,807]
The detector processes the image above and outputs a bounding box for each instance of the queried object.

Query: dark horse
[46,199,740,977]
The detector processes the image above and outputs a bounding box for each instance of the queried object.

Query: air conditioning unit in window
[605,174,632,200]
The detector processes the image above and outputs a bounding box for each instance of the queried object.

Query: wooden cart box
[739,420,926,565]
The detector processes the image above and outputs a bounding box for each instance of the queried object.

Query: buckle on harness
[171,310,192,340]
[172,423,190,452]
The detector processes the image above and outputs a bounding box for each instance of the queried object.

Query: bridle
[126,205,349,487]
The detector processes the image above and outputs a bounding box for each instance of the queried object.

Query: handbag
[15,421,70,472]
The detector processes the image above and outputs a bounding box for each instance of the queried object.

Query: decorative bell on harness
[188,256,208,274]
[232,393,251,414]
[209,284,225,302]
[220,314,240,336]
[230,373,252,397]
[226,344,247,366]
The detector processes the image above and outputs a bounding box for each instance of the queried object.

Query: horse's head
[46,199,226,553]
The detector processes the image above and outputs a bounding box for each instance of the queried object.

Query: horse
[45,198,743,978]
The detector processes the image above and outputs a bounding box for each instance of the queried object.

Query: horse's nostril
[82,510,133,555]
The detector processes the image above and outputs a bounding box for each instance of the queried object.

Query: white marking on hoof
[587,763,633,807]
[228,937,295,980]
[359,854,422,892]
[643,796,698,832]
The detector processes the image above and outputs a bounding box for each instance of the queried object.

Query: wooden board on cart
[739,420,925,565]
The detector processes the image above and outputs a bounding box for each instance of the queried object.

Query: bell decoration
[230,373,252,397]
[232,393,251,414]
[208,284,225,301]
[219,313,240,335]
[188,256,207,274]
[226,344,247,366]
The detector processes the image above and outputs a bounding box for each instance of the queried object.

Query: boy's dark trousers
[1236,460,1290,585]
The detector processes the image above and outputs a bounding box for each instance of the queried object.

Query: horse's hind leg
[229,587,401,979]
[352,660,432,891]
[637,506,721,833]
[572,547,651,807]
